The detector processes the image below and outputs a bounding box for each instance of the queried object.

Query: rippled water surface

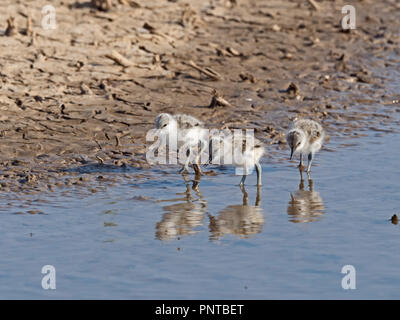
[1,126,400,299]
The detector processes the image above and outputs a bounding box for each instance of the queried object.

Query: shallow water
[0,125,400,299]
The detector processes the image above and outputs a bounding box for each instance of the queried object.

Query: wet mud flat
[0,0,399,193]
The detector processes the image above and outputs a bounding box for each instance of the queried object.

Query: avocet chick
[209,131,264,186]
[286,119,325,174]
[154,113,207,175]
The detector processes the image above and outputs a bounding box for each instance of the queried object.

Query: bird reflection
[287,178,325,223]
[208,186,264,240]
[155,174,206,241]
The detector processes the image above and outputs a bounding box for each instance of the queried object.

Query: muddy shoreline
[0,0,399,193]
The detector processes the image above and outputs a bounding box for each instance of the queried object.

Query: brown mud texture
[0,0,399,193]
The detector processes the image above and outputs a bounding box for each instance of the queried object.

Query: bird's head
[287,130,305,159]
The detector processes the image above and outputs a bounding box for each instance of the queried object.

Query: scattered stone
[92,0,112,11]
[80,83,93,95]
[5,17,17,36]
[27,210,44,215]
[285,82,300,97]
[105,50,134,67]
[209,89,232,108]
[272,24,281,32]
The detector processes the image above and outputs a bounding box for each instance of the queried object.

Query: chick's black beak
[290,147,294,160]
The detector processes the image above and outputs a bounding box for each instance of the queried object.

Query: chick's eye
[162,124,167,128]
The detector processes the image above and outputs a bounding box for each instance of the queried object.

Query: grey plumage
[286,119,325,175]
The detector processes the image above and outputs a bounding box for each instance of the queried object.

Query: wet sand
[0,0,399,193]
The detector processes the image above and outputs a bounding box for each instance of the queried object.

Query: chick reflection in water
[208,186,264,240]
[155,176,206,241]
[287,178,325,223]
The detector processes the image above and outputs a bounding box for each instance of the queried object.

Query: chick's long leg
[255,163,262,186]
[239,174,247,186]
[178,148,191,173]
[307,153,313,174]
[297,154,303,169]
[193,139,207,176]
[255,185,261,206]
[297,153,306,180]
